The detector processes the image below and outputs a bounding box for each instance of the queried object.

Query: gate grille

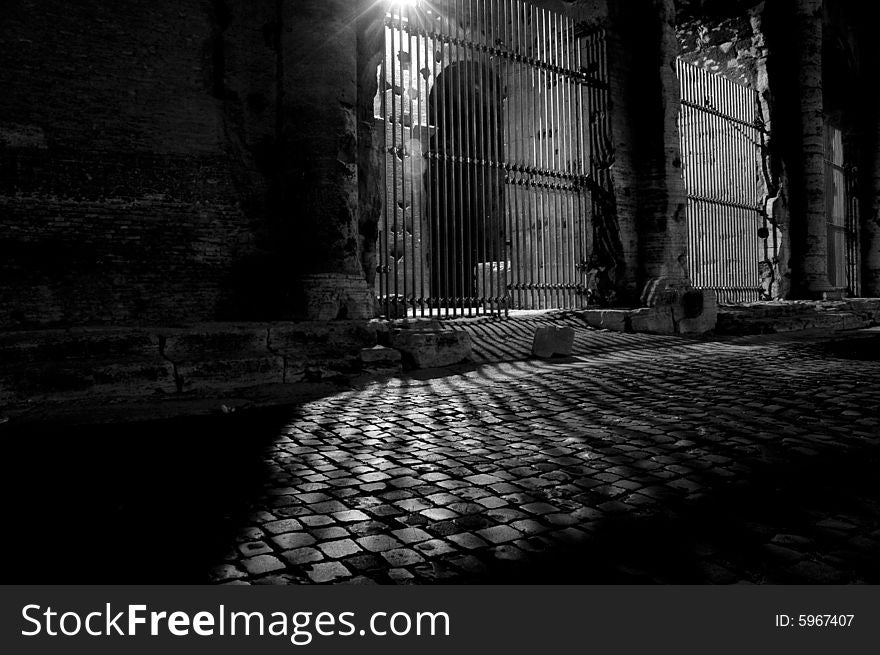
[677,60,773,304]
[824,123,860,295]
[376,0,608,318]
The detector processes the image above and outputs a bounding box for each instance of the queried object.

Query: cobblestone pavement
[7,328,879,584]
[203,329,880,585]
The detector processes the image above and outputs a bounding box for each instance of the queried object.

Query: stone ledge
[716,300,880,335]
[0,321,381,420]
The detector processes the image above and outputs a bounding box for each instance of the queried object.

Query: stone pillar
[792,0,833,298]
[863,37,880,296]
[279,0,373,320]
[609,0,689,295]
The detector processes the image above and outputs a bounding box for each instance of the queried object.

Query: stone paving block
[395,498,431,512]
[282,548,324,566]
[447,532,489,550]
[332,510,370,523]
[242,555,286,577]
[344,553,385,572]
[493,544,529,562]
[300,515,335,527]
[382,548,425,568]
[447,554,489,575]
[388,568,416,584]
[309,500,349,514]
[391,527,433,544]
[239,541,273,557]
[306,562,352,584]
[262,519,303,535]
[476,525,523,544]
[271,533,317,550]
[487,507,528,523]
[476,496,508,509]
[421,508,459,521]
[521,501,561,515]
[209,564,247,583]
[311,527,349,541]
[511,519,549,535]
[414,539,458,558]
[318,539,362,559]
[357,535,404,553]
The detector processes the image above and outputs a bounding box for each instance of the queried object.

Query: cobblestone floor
[6,328,879,584]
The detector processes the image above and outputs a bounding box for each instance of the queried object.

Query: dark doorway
[426,60,504,308]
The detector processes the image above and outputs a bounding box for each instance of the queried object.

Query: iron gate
[677,60,774,303]
[375,0,608,318]
[824,123,860,295]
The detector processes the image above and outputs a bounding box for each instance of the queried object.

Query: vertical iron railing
[375,0,608,318]
[824,123,860,296]
[677,60,769,304]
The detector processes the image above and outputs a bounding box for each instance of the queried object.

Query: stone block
[600,310,630,332]
[388,329,472,369]
[161,325,269,361]
[176,355,286,391]
[0,328,159,365]
[359,345,402,368]
[267,321,377,357]
[531,326,575,358]
[637,280,718,335]
[629,307,675,335]
[579,310,604,329]
[678,289,718,335]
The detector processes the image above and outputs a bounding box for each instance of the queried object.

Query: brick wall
[0,0,279,329]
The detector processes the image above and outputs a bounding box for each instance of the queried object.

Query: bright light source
[392,0,419,7]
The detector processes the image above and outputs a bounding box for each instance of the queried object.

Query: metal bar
[551,10,562,308]
[562,14,573,308]
[489,0,500,313]
[404,4,416,316]
[413,6,424,317]
[527,1,537,309]
[390,14,400,311]
[539,5,549,309]
[455,0,466,316]
[462,0,473,316]
[422,7,434,316]
[574,23,586,303]
[474,0,485,314]
[502,0,508,316]
[380,20,389,317]
[395,17,609,91]
[439,8,451,317]
[517,0,529,310]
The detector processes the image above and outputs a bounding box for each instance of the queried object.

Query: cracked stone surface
[6,329,880,584]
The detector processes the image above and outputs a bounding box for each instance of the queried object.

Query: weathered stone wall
[677,2,762,86]
[0,0,377,329]
[0,0,282,329]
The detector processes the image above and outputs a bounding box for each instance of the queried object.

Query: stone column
[279,0,374,320]
[792,0,833,298]
[863,34,880,296]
